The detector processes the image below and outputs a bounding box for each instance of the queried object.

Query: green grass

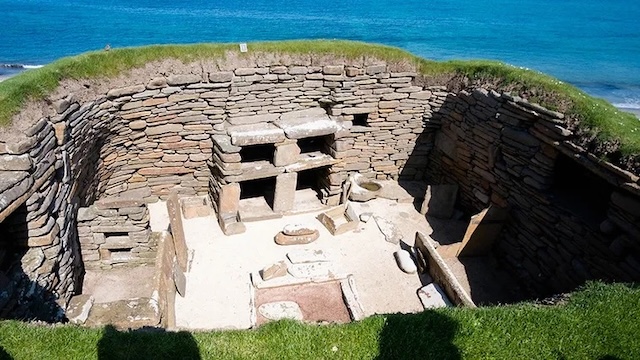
[0,40,638,155]
[0,282,638,359]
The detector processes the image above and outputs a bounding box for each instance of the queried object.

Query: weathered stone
[167,74,201,86]
[282,223,316,236]
[218,183,241,214]
[273,173,297,213]
[95,197,144,210]
[228,113,279,126]
[258,301,303,321]
[107,85,146,98]
[228,123,286,146]
[394,250,417,274]
[144,124,183,136]
[260,261,288,280]
[27,223,59,247]
[373,216,401,244]
[66,294,94,324]
[209,71,234,83]
[418,283,452,309]
[0,154,32,171]
[84,297,160,329]
[147,77,167,89]
[275,108,338,139]
[287,261,335,279]
[181,196,211,219]
[274,142,300,166]
[167,193,188,272]
[77,206,98,221]
[274,230,319,245]
[138,167,192,176]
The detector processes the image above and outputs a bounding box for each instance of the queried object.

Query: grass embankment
[0,40,638,156]
[0,282,639,359]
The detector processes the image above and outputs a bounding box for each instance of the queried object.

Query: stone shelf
[284,152,337,173]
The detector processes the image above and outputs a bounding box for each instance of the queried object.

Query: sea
[1,0,639,114]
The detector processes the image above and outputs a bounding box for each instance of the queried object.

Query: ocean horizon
[1,0,639,113]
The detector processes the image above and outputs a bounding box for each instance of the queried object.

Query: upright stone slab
[219,183,241,214]
[274,142,300,166]
[273,173,297,213]
[166,193,188,272]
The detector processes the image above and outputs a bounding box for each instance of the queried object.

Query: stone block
[273,173,297,213]
[274,142,300,166]
[274,108,338,139]
[418,283,453,309]
[228,123,286,146]
[167,74,201,86]
[66,294,94,325]
[219,183,241,214]
[0,154,32,171]
[209,71,234,83]
[95,197,144,210]
[260,261,288,280]
[181,196,211,219]
[107,85,146,99]
[227,113,279,126]
[103,235,134,250]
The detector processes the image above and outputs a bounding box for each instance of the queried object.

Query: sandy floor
[169,197,435,330]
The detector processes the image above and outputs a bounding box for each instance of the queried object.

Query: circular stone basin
[359,181,382,192]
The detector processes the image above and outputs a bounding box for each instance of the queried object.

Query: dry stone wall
[0,52,638,319]
[426,88,640,294]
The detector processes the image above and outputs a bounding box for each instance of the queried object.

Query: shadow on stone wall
[375,311,460,360]
[0,207,65,322]
[97,325,201,360]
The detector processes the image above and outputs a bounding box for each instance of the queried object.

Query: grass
[0,40,638,155]
[0,282,638,359]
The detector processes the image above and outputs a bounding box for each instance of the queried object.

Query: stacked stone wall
[426,88,640,294]
[0,53,639,319]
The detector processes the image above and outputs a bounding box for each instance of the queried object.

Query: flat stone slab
[418,283,453,309]
[66,294,94,325]
[374,216,401,244]
[228,123,285,146]
[287,249,330,264]
[258,301,303,321]
[288,262,337,279]
[275,108,338,139]
[228,113,279,126]
[84,297,161,329]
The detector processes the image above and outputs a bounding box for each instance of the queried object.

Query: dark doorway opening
[551,154,613,225]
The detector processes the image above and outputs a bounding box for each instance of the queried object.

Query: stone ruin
[0,51,638,325]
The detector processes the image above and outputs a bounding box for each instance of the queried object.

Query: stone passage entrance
[210,108,342,234]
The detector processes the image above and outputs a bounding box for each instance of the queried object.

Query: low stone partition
[77,197,152,269]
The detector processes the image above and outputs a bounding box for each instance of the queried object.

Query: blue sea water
[1,0,639,110]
